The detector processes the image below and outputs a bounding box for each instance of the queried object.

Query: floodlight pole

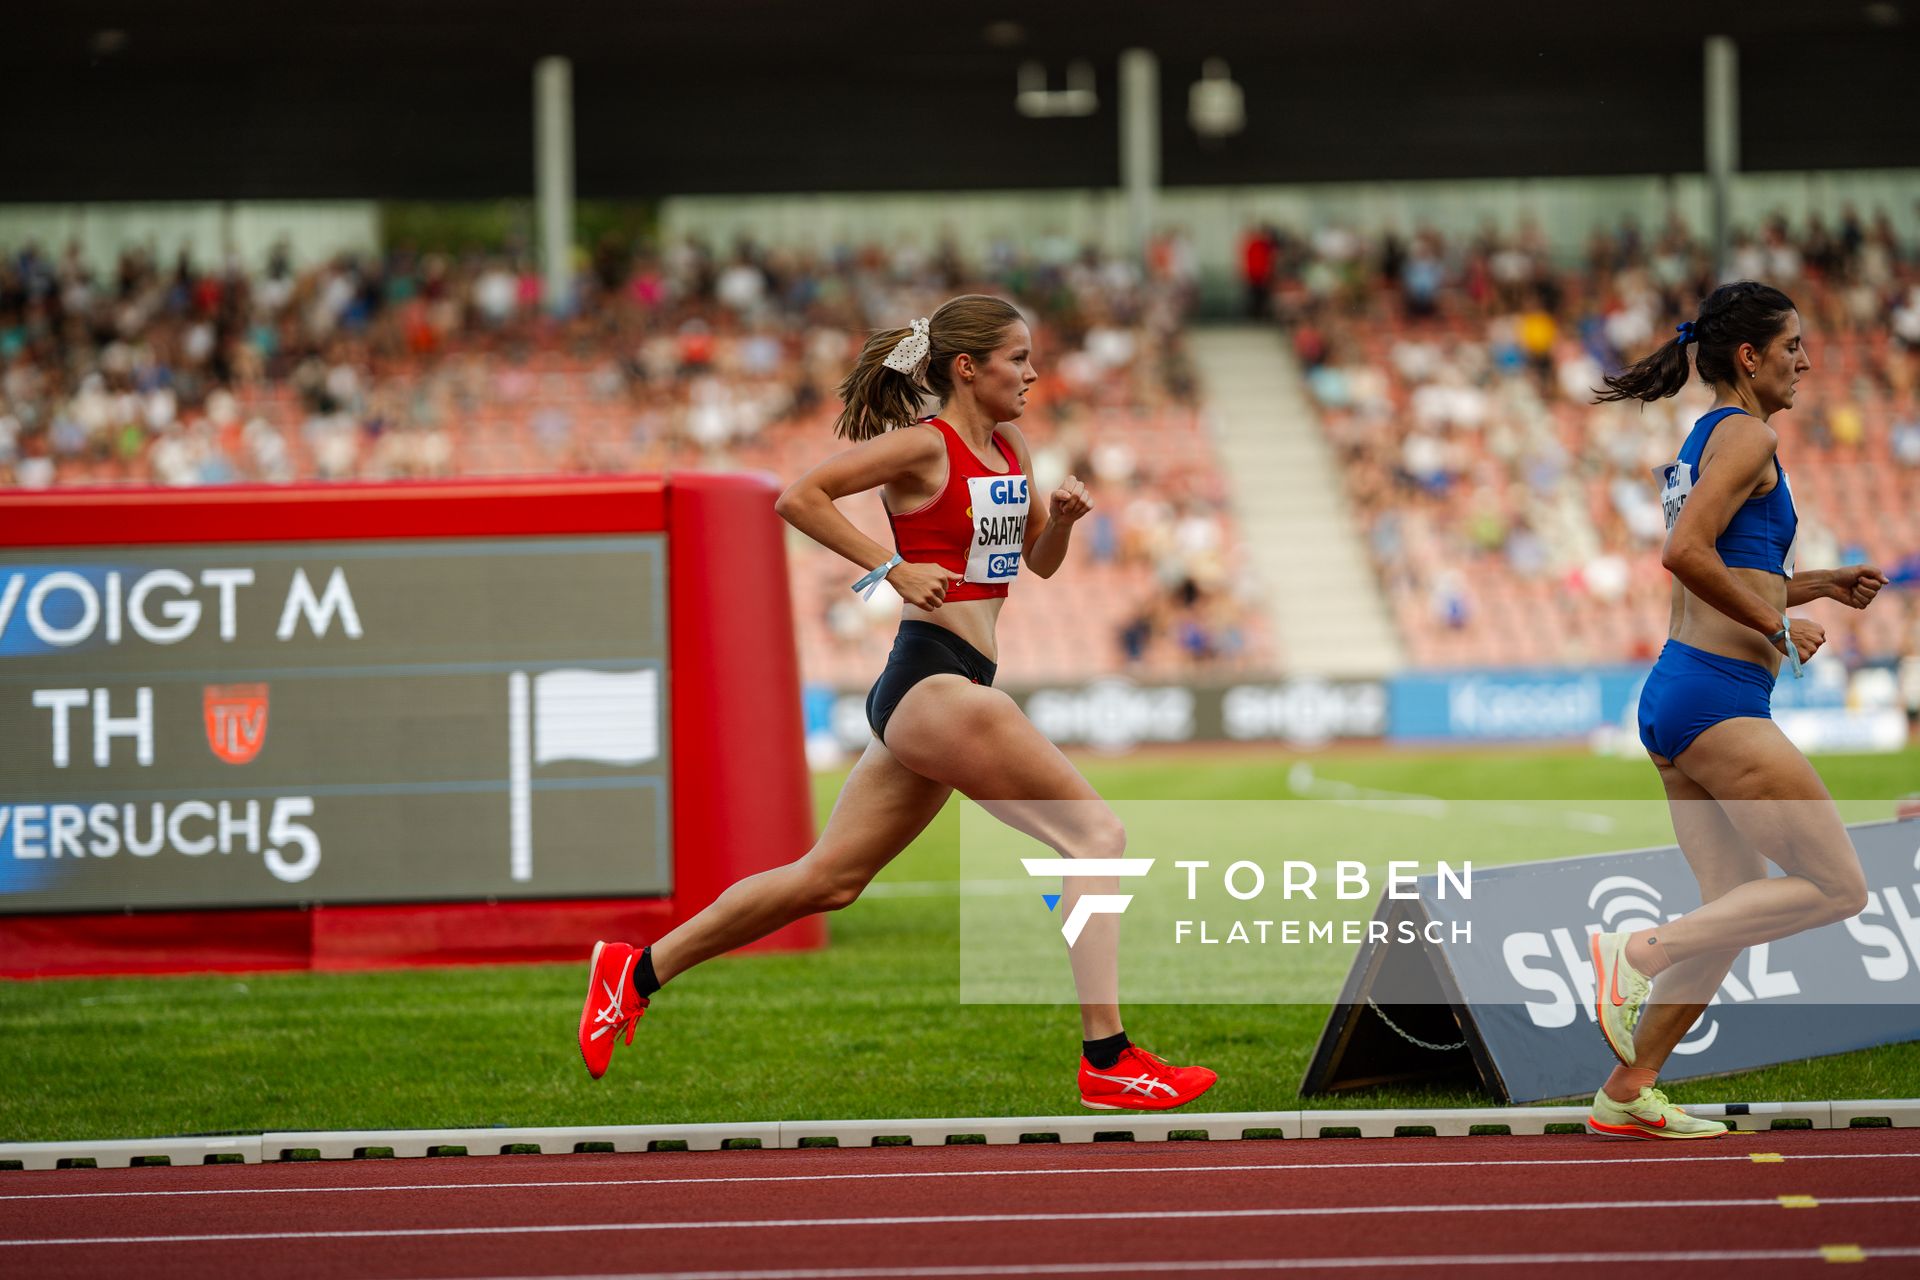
[535,56,576,317]
[1704,36,1737,279]
[1119,48,1160,258]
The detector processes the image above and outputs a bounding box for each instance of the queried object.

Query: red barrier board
[0,475,823,975]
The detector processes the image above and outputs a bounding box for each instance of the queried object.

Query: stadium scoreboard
[2,537,670,912]
[0,477,817,973]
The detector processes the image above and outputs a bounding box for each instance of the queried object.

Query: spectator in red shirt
[1240,224,1276,318]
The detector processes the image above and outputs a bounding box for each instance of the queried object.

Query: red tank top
[886,418,1030,602]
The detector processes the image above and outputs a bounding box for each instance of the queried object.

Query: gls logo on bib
[966,475,1029,583]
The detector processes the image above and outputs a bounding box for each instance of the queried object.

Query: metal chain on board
[1366,998,1467,1052]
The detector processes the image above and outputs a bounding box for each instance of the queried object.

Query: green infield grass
[3,745,1917,1143]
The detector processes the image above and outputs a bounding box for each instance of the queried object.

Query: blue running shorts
[1637,639,1775,761]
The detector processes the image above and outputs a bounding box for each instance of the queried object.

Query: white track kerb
[1,1101,1915,1172]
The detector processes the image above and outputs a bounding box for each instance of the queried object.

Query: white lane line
[1284,761,1616,833]
[854,881,958,898]
[857,879,1030,898]
[7,1194,1920,1248]
[4,1148,1918,1202]
[384,1248,1920,1280]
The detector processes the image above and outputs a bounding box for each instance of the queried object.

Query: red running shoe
[578,940,647,1079]
[1079,1046,1217,1111]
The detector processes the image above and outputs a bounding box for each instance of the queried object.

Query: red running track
[5,1129,1920,1278]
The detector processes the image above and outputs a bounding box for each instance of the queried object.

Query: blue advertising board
[1387,666,1649,742]
[1387,657,1853,743]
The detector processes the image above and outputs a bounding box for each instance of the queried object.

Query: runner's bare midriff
[1676,564,1787,676]
[903,596,1004,664]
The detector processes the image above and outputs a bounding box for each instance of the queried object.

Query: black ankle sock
[1083,1031,1131,1070]
[633,946,662,1000]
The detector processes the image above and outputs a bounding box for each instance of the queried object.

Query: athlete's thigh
[1652,752,1765,901]
[886,676,1101,803]
[802,736,953,883]
[1675,716,1830,802]
[884,676,1118,854]
[1673,717,1857,885]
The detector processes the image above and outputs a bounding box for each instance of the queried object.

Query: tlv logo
[1022,857,1154,945]
[988,478,1028,506]
[204,683,269,764]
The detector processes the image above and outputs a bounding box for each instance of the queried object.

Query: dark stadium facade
[5,0,1918,201]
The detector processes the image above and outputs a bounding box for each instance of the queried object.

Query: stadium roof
[14,1,1910,64]
[8,2,1918,200]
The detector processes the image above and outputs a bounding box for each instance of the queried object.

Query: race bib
[964,474,1029,585]
[1654,460,1693,531]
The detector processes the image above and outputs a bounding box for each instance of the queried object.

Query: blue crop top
[1654,406,1798,577]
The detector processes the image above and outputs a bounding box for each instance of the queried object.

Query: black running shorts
[864,621,998,744]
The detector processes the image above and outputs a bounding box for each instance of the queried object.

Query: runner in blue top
[1583,281,1888,1139]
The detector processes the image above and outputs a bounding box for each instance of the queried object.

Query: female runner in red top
[577,293,1217,1111]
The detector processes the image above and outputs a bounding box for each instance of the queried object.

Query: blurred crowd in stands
[7,206,1916,688]
[0,231,1264,683]
[1244,209,1920,673]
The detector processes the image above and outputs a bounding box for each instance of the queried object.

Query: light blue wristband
[1774,614,1804,679]
[851,554,903,600]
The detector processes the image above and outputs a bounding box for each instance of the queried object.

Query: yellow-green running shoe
[1586,1086,1728,1139]
[1590,930,1651,1065]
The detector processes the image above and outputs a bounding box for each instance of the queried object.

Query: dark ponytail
[1594,326,1694,402]
[833,294,1026,441]
[1595,280,1797,404]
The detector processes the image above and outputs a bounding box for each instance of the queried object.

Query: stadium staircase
[1190,326,1404,677]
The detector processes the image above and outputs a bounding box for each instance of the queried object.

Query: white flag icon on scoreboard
[533,669,660,765]
[507,668,660,882]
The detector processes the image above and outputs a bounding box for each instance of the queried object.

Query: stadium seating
[0,242,1272,684]
[1262,216,1920,668]
[8,219,1913,677]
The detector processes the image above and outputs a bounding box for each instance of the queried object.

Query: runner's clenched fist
[1050,475,1092,524]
